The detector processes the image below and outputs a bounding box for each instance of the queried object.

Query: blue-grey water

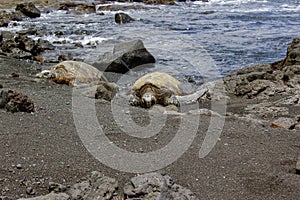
[2,0,300,84]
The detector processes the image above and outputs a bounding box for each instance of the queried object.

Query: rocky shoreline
[1,1,300,200]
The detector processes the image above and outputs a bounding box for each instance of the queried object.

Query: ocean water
[1,0,300,84]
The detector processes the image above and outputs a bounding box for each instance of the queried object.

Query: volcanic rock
[115,12,135,24]
[18,192,70,200]
[272,37,300,70]
[15,2,41,18]
[124,172,199,200]
[0,90,35,113]
[93,40,155,73]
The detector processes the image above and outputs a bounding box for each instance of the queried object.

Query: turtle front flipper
[129,95,141,107]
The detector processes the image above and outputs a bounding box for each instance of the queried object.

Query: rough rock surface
[104,0,175,5]
[18,192,70,200]
[18,171,199,200]
[68,171,118,200]
[0,32,55,60]
[0,10,25,22]
[97,4,158,11]
[0,90,34,113]
[224,37,300,129]
[58,2,96,14]
[124,172,199,200]
[115,13,135,24]
[272,37,300,69]
[15,2,41,18]
[93,40,155,73]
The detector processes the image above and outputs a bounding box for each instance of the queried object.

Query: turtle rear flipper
[164,95,180,107]
[176,88,208,105]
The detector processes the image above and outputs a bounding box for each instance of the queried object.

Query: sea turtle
[36,61,103,86]
[129,72,208,108]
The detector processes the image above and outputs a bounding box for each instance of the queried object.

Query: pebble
[11,72,20,77]
[270,117,296,129]
[296,157,300,174]
[26,187,36,195]
[16,164,22,169]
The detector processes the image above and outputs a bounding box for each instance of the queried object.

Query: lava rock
[15,2,41,18]
[0,10,25,22]
[93,40,155,73]
[48,182,67,193]
[18,192,70,200]
[272,37,300,70]
[15,34,36,53]
[115,12,135,24]
[0,32,55,59]
[32,39,55,55]
[68,171,118,200]
[0,90,35,113]
[0,19,9,27]
[124,172,199,200]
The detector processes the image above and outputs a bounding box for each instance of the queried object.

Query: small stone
[26,187,36,195]
[294,123,300,130]
[49,182,67,192]
[34,55,45,62]
[296,157,300,174]
[270,117,296,129]
[11,72,20,77]
[16,164,22,169]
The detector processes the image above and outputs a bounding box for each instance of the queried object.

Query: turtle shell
[131,72,183,96]
[48,61,102,86]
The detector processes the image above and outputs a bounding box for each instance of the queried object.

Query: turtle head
[141,92,156,108]
[36,70,55,79]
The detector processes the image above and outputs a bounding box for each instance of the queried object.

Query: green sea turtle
[129,72,208,108]
[36,61,103,86]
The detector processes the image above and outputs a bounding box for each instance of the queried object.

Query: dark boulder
[0,32,55,59]
[58,2,96,14]
[93,40,155,74]
[15,34,36,53]
[0,90,35,113]
[15,2,41,18]
[0,19,9,27]
[32,39,55,55]
[1,39,17,53]
[0,10,25,22]
[115,12,135,24]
